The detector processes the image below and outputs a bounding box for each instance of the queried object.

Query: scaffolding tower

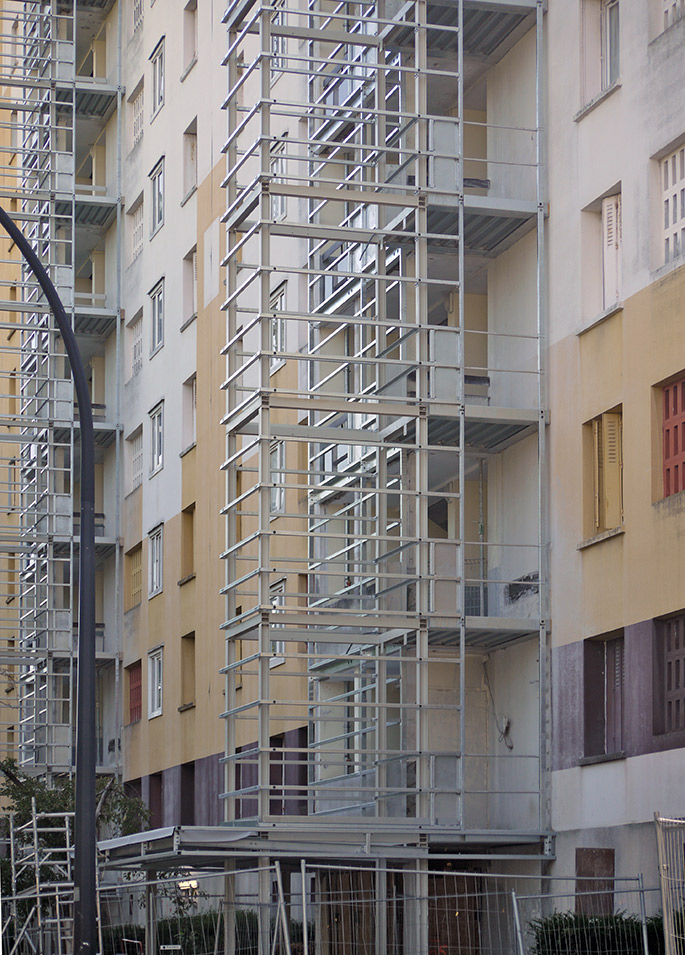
[0,0,121,778]
[223,0,547,858]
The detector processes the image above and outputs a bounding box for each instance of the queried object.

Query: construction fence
[93,865,662,955]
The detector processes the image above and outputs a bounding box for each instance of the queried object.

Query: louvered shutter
[601,412,623,529]
[663,379,685,497]
[602,195,621,308]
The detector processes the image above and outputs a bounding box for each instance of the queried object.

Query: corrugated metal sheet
[385,3,531,58]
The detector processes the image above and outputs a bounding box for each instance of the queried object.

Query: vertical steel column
[534,0,548,836]
[456,0,466,834]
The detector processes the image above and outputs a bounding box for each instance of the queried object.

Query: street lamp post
[0,207,97,955]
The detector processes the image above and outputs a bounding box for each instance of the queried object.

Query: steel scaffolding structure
[0,0,121,778]
[222,0,547,856]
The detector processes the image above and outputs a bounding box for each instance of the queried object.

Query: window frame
[601,0,619,90]
[131,84,144,147]
[150,158,164,235]
[150,38,165,116]
[662,377,685,497]
[130,314,143,376]
[270,137,287,222]
[661,145,685,266]
[150,278,164,354]
[270,283,286,368]
[590,409,623,534]
[270,439,285,514]
[269,578,287,665]
[131,201,144,260]
[148,525,163,597]
[584,633,625,759]
[128,544,143,608]
[149,401,164,474]
[148,646,163,718]
[129,428,143,491]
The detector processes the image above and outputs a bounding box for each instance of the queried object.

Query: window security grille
[132,88,144,145]
[132,204,144,259]
[131,431,143,489]
[131,318,143,375]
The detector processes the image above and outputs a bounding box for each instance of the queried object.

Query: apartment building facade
[547,0,685,882]
[2,0,685,939]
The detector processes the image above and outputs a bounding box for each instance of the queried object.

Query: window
[271,0,286,75]
[584,633,624,757]
[270,440,285,514]
[601,194,621,308]
[580,0,619,104]
[270,138,287,221]
[181,632,196,707]
[183,120,197,199]
[131,201,144,260]
[662,377,685,497]
[130,314,143,376]
[270,284,286,366]
[149,525,163,596]
[150,159,164,234]
[181,504,195,580]
[127,661,142,723]
[149,402,164,473]
[131,84,144,147]
[151,39,164,114]
[664,0,685,30]
[270,579,286,662]
[183,248,197,324]
[148,647,163,718]
[133,0,144,33]
[590,410,623,533]
[183,1,197,72]
[127,544,142,608]
[601,0,619,89]
[182,374,196,449]
[150,279,164,353]
[656,614,685,734]
[129,428,143,490]
[662,146,685,264]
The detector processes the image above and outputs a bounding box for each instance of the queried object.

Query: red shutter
[129,661,142,723]
[663,379,685,497]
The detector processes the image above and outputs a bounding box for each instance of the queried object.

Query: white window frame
[269,578,286,665]
[149,526,163,598]
[601,0,619,90]
[270,284,286,367]
[150,279,164,353]
[270,138,287,221]
[131,315,143,375]
[662,145,685,265]
[150,159,164,234]
[270,439,285,514]
[150,401,164,474]
[148,646,163,718]
[132,202,144,260]
[150,39,165,115]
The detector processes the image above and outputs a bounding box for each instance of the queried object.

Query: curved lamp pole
[0,207,97,955]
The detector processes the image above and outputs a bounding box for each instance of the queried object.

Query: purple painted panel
[552,641,585,770]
